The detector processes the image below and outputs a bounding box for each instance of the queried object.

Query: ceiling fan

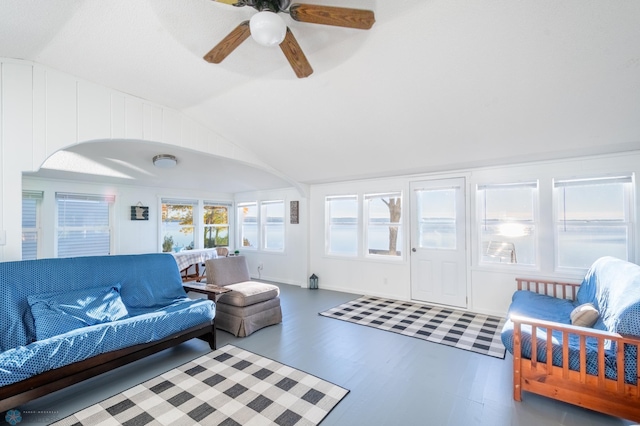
[204,0,375,78]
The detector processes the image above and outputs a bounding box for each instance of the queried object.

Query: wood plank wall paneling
[110,94,126,139]
[2,63,33,172]
[78,81,111,143]
[161,108,181,146]
[45,68,77,157]
[124,97,144,140]
[1,62,35,260]
[33,66,47,169]
[0,58,273,262]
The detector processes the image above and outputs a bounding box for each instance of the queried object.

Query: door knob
[412,248,417,252]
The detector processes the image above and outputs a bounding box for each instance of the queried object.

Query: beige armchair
[205,256,282,337]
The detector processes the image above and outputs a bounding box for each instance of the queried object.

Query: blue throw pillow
[27,284,129,341]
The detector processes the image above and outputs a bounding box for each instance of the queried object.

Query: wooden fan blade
[279,28,313,78]
[203,21,251,64]
[289,3,375,30]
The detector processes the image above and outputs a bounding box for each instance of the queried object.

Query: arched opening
[24,139,296,194]
[20,139,303,260]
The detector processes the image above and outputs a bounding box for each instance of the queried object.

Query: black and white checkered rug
[52,345,349,426]
[320,296,506,359]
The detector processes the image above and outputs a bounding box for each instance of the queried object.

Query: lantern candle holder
[309,274,318,290]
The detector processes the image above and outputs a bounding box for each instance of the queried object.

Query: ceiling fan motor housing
[244,0,291,13]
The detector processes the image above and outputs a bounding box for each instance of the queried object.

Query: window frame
[476,181,539,267]
[237,201,259,251]
[325,195,359,257]
[22,190,43,260]
[364,192,403,259]
[160,198,197,252]
[55,192,115,258]
[553,174,634,271]
[261,200,285,252]
[203,201,231,249]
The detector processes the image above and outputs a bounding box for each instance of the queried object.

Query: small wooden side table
[183,283,232,347]
[183,282,231,303]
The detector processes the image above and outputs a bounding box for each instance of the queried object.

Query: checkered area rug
[320,296,507,359]
[52,345,349,426]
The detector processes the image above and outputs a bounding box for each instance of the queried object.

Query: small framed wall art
[290,201,299,224]
[131,204,149,221]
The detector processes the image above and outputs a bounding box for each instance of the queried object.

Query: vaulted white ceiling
[3,1,640,191]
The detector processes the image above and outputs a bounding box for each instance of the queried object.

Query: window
[203,202,230,248]
[262,200,285,251]
[161,199,196,252]
[554,175,633,269]
[477,182,538,265]
[22,191,43,260]
[56,193,114,258]
[326,195,358,256]
[416,187,457,250]
[365,193,402,257]
[238,202,258,249]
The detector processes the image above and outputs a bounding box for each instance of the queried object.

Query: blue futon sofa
[0,253,216,411]
[501,256,640,422]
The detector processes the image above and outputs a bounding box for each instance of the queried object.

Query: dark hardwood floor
[10,284,635,425]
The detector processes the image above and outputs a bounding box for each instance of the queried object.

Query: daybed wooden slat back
[579,336,587,383]
[512,322,523,401]
[561,330,569,379]
[616,344,626,391]
[530,325,538,368]
[597,339,606,388]
[546,331,553,372]
[516,278,580,300]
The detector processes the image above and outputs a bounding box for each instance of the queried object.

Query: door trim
[409,176,471,308]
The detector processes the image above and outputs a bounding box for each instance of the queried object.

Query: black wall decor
[131,205,149,221]
[290,201,299,224]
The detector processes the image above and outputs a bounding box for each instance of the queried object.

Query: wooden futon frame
[511,278,640,422]
[0,323,215,412]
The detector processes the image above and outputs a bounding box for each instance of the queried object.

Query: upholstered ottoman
[205,256,282,337]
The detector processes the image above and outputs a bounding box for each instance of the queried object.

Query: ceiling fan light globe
[250,11,286,47]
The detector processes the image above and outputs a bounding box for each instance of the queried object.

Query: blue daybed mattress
[500,290,629,383]
[0,297,214,387]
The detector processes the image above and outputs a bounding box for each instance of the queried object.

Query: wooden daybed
[507,275,640,422]
[0,254,217,412]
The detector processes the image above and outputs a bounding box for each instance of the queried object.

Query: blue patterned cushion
[0,253,185,351]
[28,284,129,341]
[0,298,215,387]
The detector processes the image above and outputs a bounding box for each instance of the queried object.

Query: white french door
[410,178,467,308]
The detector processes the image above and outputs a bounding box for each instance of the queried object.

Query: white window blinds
[22,191,43,260]
[56,192,114,258]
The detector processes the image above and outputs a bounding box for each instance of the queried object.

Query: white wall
[235,189,309,288]
[310,151,640,317]
[310,176,412,300]
[0,58,288,262]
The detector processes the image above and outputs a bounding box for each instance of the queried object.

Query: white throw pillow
[570,303,599,328]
